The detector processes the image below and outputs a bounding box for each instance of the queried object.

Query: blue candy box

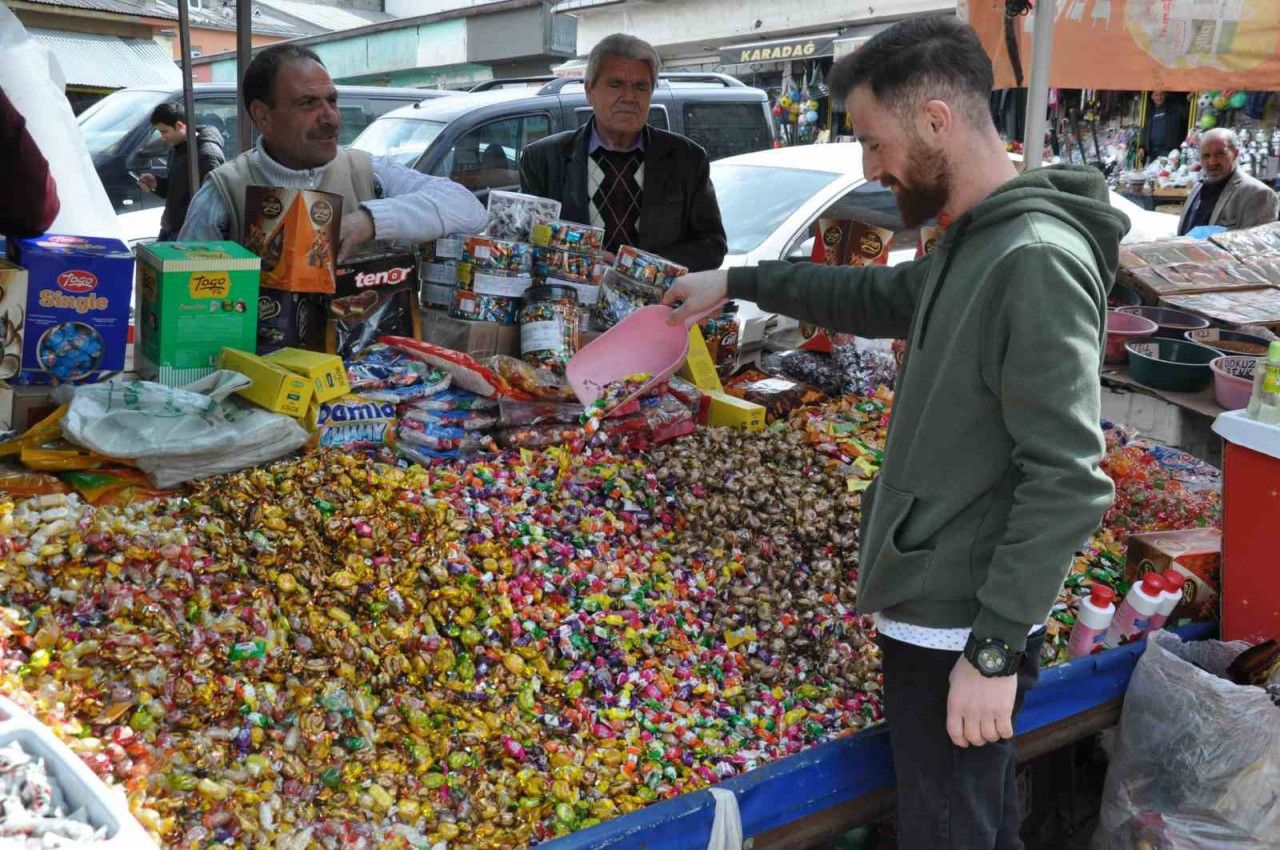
[5,235,133,385]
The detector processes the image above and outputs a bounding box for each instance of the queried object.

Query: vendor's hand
[946,655,1017,748]
[338,208,376,262]
[137,173,158,192]
[662,269,729,326]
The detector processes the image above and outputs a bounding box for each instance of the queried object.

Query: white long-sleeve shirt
[178,141,485,242]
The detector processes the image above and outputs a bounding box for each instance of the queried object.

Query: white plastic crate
[0,695,157,848]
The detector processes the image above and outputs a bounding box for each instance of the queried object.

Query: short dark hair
[150,101,185,128]
[242,43,325,112]
[829,17,994,128]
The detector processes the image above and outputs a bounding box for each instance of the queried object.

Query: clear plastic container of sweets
[519,284,579,373]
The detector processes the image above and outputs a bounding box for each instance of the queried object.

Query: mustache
[308,125,339,140]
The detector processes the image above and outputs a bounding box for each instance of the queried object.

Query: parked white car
[709,144,1176,331]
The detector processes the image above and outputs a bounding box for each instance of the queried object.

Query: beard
[883,137,951,228]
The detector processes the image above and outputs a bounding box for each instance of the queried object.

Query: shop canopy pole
[1020,0,1056,171]
[176,0,200,194]
[237,0,253,154]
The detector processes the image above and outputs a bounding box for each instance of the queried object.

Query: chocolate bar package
[258,289,326,354]
[811,219,894,267]
[243,186,342,294]
[328,247,421,358]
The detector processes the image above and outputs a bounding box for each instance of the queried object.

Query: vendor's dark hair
[829,17,994,128]
[242,44,325,112]
[149,102,185,128]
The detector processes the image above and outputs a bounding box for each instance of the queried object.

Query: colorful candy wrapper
[408,387,498,412]
[592,268,664,331]
[463,236,534,273]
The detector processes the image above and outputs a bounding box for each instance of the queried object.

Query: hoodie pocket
[857,481,934,609]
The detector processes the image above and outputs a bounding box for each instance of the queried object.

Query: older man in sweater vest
[180,44,484,255]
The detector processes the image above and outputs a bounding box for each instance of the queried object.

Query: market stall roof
[10,0,176,20]
[963,0,1280,91]
[28,26,181,88]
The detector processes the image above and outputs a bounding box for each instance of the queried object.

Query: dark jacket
[1140,100,1188,160]
[1,88,59,237]
[1178,167,1280,235]
[519,119,727,272]
[728,167,1129,651]
[156,125,225,237]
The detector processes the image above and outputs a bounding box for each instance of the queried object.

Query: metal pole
[1021,0,1056,171]
[237,0,253,154]
[176,0,200,196]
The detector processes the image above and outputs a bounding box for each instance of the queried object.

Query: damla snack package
[3,235,132,385]
[243,186,342,294]
[136,241,261,386]
[307,394,397,450]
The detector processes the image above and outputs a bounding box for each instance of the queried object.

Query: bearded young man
[664,18,1127,849]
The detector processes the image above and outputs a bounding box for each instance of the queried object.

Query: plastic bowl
[1105,310,1159,363]
[1184,327,1273,358]
[1210,355,1259,410]
[1125,338,1220,392]
[1108,282,1142,308]
[1117,306,1211,339]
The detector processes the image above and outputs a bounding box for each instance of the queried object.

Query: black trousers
[877,631,1045,850]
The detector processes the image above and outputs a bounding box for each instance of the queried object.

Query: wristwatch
[964,634,1022,678]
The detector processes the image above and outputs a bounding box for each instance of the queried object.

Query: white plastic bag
[57,372,308,487]
[706,787,743,850]
[1094,630,1280,850]
[0,4,121,240]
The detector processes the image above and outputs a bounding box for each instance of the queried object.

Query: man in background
[1178,128,1279,235]
[138,102,226,241]
[519,33,726,271]
[1138,90,1188,165]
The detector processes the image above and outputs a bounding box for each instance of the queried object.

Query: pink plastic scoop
[567,302,722,411]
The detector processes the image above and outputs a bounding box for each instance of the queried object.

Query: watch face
[976,645,1008,674]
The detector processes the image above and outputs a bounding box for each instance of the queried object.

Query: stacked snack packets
[593,246,687,331]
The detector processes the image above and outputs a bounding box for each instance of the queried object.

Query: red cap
[1089,584,1117,607]
[1140,572,1168,596]
[1161,569,1187,591]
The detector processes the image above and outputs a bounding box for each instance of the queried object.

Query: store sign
[719,34,836,66]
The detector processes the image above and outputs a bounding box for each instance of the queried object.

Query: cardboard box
[0,384,58,433]
[263,348,350,403]
[0,261,26,382]
[421,308,519,359]
[705,390,765,431]
[244,186,341,294]
[3,236,133,384]
[218,347,313,416]
[258,289,326,354]
[1126,528,1222,622]
[329,248,421,358]
[678,325,724,393]
[135,241,261,386]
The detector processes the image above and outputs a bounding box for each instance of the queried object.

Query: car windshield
[78,89,167,158]
[710,163,841,254]
[352,117,447,166]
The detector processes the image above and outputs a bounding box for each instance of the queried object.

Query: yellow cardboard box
[677,325,724,393]
[706,390,765,431]
[218,347,313,416]
[263,348,350,403]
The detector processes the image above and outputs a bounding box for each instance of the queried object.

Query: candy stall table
[542,621,1216,850]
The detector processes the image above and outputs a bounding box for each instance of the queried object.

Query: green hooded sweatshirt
[727,166,1130,651]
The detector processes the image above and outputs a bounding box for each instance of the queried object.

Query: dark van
[351,74,773,200]
[78,83,452,212]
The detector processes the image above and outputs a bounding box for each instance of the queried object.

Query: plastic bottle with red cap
[1146,569,1187,633]
[1068,583,1118,659]
[1104,572,1167,648]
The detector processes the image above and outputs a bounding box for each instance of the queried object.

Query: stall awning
[832,22,897,61]
[964,0,1280,91]
[718,32,837,67]
[29,28,181,89]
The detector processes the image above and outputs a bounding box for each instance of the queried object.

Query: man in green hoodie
[665,17,1127,849]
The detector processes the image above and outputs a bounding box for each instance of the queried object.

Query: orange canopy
[965,0,1280,92]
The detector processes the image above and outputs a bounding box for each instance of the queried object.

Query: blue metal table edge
[540,621,1216,849]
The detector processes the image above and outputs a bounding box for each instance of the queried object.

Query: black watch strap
[964,634,1022,677]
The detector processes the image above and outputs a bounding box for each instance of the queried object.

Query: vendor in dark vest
[519,34,727,271]
[179,44,485,255]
